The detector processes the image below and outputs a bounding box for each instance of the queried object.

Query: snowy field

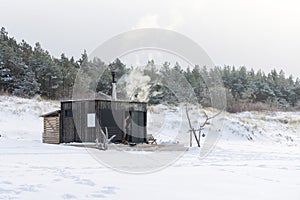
[0,95,300,200]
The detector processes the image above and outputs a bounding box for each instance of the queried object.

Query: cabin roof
[40,110,61,117]
[61,99,147,105]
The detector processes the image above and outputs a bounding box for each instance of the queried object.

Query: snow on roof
[40,110,60,117]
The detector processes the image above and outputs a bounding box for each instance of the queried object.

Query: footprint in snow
[88,186,119,199]
[1,181,12,185]
[62,194,77,199]
[76,179,96,186]
[101,186,118,195]
[17,184,44,192]
[256,164,266,168]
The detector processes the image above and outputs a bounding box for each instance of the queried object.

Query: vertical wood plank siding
[60,100,147,143]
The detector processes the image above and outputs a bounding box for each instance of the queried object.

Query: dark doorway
[100,109,124,142]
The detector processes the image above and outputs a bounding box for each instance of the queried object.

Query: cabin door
[128,111,146,143]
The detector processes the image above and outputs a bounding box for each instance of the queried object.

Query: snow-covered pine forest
[1,27,300,112]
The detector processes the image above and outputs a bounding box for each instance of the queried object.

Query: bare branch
[186,104,225,148]
[199,109,224,130]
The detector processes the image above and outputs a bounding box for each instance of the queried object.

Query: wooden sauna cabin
[41,99,148,144]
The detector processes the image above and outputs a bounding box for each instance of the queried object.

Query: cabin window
[87,113,96,127]
[65,109,73,117]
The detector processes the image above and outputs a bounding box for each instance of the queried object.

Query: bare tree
[186,104,223,147]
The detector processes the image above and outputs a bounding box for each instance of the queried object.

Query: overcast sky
[1,0,300,77]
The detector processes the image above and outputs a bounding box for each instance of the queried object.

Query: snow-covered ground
[0,95,300,200]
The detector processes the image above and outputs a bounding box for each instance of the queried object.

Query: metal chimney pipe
[111,71,117,100]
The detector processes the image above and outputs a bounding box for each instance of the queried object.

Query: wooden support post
[104,127,108,150]
[190,130,192,147]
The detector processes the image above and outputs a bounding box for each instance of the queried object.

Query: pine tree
[13,65,39,97]
[55,53,78,98]
[29,43,62,99]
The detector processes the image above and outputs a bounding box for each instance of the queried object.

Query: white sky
[1,0,300,77]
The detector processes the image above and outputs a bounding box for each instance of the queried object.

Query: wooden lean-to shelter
[41,110,61,144]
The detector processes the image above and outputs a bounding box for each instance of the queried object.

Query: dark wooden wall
[60,100,147,143]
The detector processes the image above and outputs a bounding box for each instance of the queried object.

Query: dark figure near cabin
[123,113,132,142]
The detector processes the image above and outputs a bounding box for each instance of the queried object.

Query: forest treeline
[1,27,300,112]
